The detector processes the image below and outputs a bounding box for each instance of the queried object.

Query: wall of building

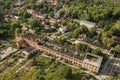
[16,37,100,73]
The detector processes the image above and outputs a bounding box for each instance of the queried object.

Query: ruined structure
[79,37,112,54]
[16,35,103,73]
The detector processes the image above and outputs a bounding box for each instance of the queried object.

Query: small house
[23,47,36,56]
[59,26,69,33]
[75,19,97,29]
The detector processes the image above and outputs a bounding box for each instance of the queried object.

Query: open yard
[0,53,96,80]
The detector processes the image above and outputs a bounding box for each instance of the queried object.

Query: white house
[29,29,36,34]
[38,0,44,3]
[23,47,36,56]
[59,26,69,33]
[75,19,97,29]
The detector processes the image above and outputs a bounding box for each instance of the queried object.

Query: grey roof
[82,37,111,50]
[74,19,97,28]
[80,20,96,26]
[24,47,35,53]
[59,26,69,33]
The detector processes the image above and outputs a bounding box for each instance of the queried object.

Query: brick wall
[16,36,100,73]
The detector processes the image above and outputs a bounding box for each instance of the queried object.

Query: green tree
[85,46,92,53]
[114,45,120,53]
[23,11,31,18]
[92,48,102,55]
[110,20,120,37]
[72,30,79,38]
[102,37,115,47]
[15,28,21,37]
[55,66,72,79]
[28,19,43,30]
[75,43,80,52]
[87,28,97,38]
[10,20,21,32]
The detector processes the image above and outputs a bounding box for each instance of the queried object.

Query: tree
[28,19,43,30]
[54,37,66,45]
[85,46,92,53]
[18,11,31,18]
[102,37,115,47]
[53,22,59,29]
[75,43,90,52]
[75,43,80,52]
[64,48,67,53]
[102,31,112,38]
[23,11,31,18]
[92,48,102,55]
[103,25,111,32]
[59,10,65,18]
[87,28,97,38]
[98,20,105,28]
[110,20,120,37]
[114,45,120,53]
[10,20,21,32]
[55,66,72,79]
[72,30,79,38]
[112,7,120,19]
[15,28,21,37]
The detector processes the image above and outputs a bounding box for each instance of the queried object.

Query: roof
[23,47,35,53]
[38,0,44,3]
[74,19,97,28]
[80,20,96,26]
[22,26,28,30]
[83,53,103,67]
[29,29,36,34]
[82,37,111,50]
[59,26,69,33]
[4,14,13,18]
[43,41,85,60]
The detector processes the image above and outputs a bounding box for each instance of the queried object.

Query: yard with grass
[0,53,96,80]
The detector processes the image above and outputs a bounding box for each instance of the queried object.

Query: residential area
[0,0,120,80]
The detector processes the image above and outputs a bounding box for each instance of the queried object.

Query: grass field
[0,53,96,80]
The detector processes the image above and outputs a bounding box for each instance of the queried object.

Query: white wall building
[23,47,36,56]
[75,19,97,29]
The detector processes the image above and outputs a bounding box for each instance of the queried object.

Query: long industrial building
[16,35,103,73]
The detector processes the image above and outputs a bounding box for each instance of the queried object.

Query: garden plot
[0,47,18,60]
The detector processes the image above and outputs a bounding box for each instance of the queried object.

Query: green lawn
[0,55,97,80]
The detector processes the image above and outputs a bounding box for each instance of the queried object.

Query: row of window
[83,62,98,72]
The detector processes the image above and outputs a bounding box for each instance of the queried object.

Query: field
[0,52,96,80]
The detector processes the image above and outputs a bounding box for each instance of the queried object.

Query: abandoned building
[23,47,36,56]
[16,34,103,73]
